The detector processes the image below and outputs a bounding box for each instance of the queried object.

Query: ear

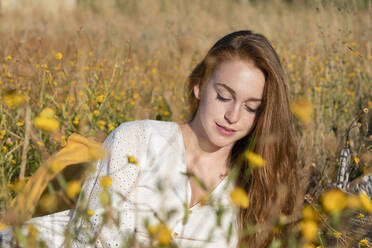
[193,83,201,100]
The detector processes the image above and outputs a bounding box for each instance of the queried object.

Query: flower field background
[0,0,371,247]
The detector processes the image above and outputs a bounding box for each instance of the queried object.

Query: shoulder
[110,119,177,141]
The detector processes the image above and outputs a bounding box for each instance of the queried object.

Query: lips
[215,122,236,135]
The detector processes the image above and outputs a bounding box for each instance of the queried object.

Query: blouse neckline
[173,121,228,210]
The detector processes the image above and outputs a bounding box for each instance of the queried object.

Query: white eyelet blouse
[1,119,239,248]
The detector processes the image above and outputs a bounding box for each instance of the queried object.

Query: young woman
[1,30,299,248]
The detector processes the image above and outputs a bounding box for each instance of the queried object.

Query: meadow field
[0,0,371,247]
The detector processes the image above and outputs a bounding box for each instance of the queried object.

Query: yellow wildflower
[245,151,265,167]
[360,239,369,246]
[87,209,94,216]
[108,123,115,132]
[73,118,79,125]
[40,108,55,118]
[229,187,249,208]
[5,55,12,61]
[100,176,112,188]
[126,155,138,165]
[156,223,172,245]
[34,116,60,132]
[147,224,158,235]
[333,232,342,238]
[55,52,63,60]
[354,156,360,164]
[96,95,105,103]
[356,213,365,219]
[147,223,172,245]
[300,220,318,241]
[321,189,347,212]
[66,180,81,198]
[4,91,24,108]
[290,97,313,123]
[17,120,24,127]
[39,194,58,212]
[302,204,318,221]
[0,130,5,139]
[97,120,106,127]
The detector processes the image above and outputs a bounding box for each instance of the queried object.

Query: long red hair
[186,30,299,247]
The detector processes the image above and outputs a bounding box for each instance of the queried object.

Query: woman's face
[193,59,265,148]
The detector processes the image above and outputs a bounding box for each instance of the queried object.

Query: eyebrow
[214,83,262,102]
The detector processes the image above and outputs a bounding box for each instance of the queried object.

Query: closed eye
[216,93,258,113]
[216,93,230,102]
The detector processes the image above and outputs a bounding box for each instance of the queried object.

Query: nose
[224,103,240,124]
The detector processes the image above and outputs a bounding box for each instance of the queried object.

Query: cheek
[200,93,218,113]
[240,114,257,132]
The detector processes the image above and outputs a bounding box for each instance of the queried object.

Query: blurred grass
[0,0,371,246]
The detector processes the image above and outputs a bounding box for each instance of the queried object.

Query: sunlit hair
[186,30,299,247]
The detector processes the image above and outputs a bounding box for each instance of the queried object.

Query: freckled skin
[192,59,265,150]
[181,58,266,205]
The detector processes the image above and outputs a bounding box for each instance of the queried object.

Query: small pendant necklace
[219,172,227,180]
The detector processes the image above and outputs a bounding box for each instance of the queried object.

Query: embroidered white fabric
[1,120,239,248]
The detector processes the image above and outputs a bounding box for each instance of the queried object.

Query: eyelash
[216,93,257,113]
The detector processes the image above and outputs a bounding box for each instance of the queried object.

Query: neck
[180,118,233,175]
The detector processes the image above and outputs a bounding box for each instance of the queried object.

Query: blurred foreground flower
[99,189,110,206]
[245,151,265,168]
[126,155,138,165]
[147,223,172,245]
[66,180,81,198]
[229,187,249,208]
[321,189,347,212]
[34,117,60,132]
[100,176,112,188]
[302,204,319,222]
[0,133,105,230]
[359,192,372,214]
[300,220,318,241]
[290,97,313,123]
[34,108,60,132]
[39,193,59,212]
[3,90,25,108]
[55,52,63,60]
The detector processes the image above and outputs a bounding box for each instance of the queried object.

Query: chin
[210,128,236,148]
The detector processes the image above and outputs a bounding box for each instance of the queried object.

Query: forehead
[210,59,265,98]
